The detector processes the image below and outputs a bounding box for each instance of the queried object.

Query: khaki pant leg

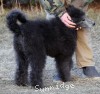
[76,29,95,68]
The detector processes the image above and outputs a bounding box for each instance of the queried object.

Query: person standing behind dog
[40,0,100,80]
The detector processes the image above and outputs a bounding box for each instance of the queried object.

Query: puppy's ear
[66,5,76,15]
[66,5,85,18]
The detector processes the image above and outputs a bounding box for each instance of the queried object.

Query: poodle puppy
[6,5,94,89]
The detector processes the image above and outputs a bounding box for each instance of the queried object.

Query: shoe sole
[82,73,100,79]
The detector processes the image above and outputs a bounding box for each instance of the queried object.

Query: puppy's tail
[6,9,27,34]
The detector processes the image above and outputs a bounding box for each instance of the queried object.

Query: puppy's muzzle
[77,17,95,29]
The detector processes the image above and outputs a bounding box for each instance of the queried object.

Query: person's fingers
[64,19,76,26]
[64,19,76,28]
[76,27,82,30]
[67,14,72,21]
[63,20,76,28]
[76,28,79,30]
[60,12,76,28]
[79,27,82,29]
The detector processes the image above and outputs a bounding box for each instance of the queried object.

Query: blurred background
[0,0,100,15]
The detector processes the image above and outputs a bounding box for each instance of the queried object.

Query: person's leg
[76,29,94,67]
[76,29,99,77]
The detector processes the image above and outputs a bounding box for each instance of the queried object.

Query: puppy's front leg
[55,56,73,82]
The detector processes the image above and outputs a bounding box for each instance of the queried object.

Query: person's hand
[60,12,76,28]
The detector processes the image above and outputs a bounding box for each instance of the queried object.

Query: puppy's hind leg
[26,42,46,89]
[29,54,46,89]
[29,51,46,89]
[15,49,29,86]
[55,55,73,82]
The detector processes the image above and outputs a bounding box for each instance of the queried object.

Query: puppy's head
[66,5,95,28]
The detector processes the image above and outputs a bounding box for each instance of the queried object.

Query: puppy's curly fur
[7,5,85,88]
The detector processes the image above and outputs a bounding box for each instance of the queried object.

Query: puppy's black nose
[93,23,95,26]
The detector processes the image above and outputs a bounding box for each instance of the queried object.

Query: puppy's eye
[82,19,85,21]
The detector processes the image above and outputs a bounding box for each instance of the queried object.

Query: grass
[0,7,46,19]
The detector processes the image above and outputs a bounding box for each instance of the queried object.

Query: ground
[0,9,100,94]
